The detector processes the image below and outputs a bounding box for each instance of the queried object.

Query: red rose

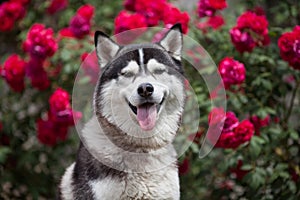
[214,131,236,148]
[37,119,68,146]
[230,10,269,53]
[37,119,58,146]
[0,11,14,31]
[197,0,216,18]
[48,109,81,126]
[58,27,75,39]
[278,26,300,70]
[293,25,300,32]
[208,0,227,10]
[124,0,136,11]
[26,58,50,90]
[250,115,270,135]
[179,158,190,175]
[0,1,26,31]
[30,69,50,90]
[207,15,225,29]
[48,88,82,125]
[208,109,254,149]
[77,4,94,21]
[69,5,94,39]
[10,0,30,6]
[25,57,43,78]
[233,120,254,144]
[218,57,246,89]
[223,111,239,133]
[37,88,82,146]
[2,54,26,92]
[134,0,167,26]
[114,10,147,33]
[230,27,256,53]
[1,1,25,20]
[114,10,147,44]
[69,15,91,38]
[163,6,190,34]
[23,23,58,59]
[0,122,3,132]
[49,88,71,113]
[198,15,225,33]
[278,33,296,60]
[47,0,68,14]
[237,11,268,35]
[59,4,94,39]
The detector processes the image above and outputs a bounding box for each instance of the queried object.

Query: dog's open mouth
[128,98,164,131]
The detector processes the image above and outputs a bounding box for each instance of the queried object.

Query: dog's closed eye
[120,71,135,77]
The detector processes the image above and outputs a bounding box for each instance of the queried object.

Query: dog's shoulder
[59,143,126,200]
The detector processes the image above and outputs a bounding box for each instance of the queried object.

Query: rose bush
[0,0,299,199]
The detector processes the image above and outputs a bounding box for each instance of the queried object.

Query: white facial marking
[139,48,145,74]
[147,59,166,74]
[139,48,144,66]
[121,61,139,76]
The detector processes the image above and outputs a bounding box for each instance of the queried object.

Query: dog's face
[93,25,185,149]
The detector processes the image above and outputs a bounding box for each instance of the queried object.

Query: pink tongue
[137,104,157,131]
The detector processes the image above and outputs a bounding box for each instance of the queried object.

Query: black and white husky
[59,24,186,200]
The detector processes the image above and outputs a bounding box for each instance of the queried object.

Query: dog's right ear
[94,31,120,67]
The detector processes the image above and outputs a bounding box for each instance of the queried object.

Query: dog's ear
[158,24,183,61]
[94,31,120,67]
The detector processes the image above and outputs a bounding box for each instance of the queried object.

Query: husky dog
[59,24,186,200]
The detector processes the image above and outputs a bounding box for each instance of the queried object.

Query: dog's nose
[137,83,154,97]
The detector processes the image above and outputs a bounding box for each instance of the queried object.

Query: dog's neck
[80,116,178,173]
[97,114,174,151]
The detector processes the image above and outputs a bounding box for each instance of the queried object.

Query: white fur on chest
[90,167,179,200]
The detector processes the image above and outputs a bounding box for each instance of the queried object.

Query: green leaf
[261,79,273,91]
[0,147,11,164]
[61,49,72,61]
[249,136,262,158]
[288,181,297,194]
[275,163,288,171]
[190,143,199,153]
[269,127,282,135]
[289,130,299,140]
[245,169,266,189]
[241,164,253,171]
[252,135,266,144]
[257,108,268,118]
[278,171,290,179]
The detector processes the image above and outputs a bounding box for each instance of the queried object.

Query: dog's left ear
[94,31,120,67]
[158,24,183,61]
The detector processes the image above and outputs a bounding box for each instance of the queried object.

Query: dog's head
[93,24,185,149]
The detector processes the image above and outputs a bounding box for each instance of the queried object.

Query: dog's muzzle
[128,83,165,131]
